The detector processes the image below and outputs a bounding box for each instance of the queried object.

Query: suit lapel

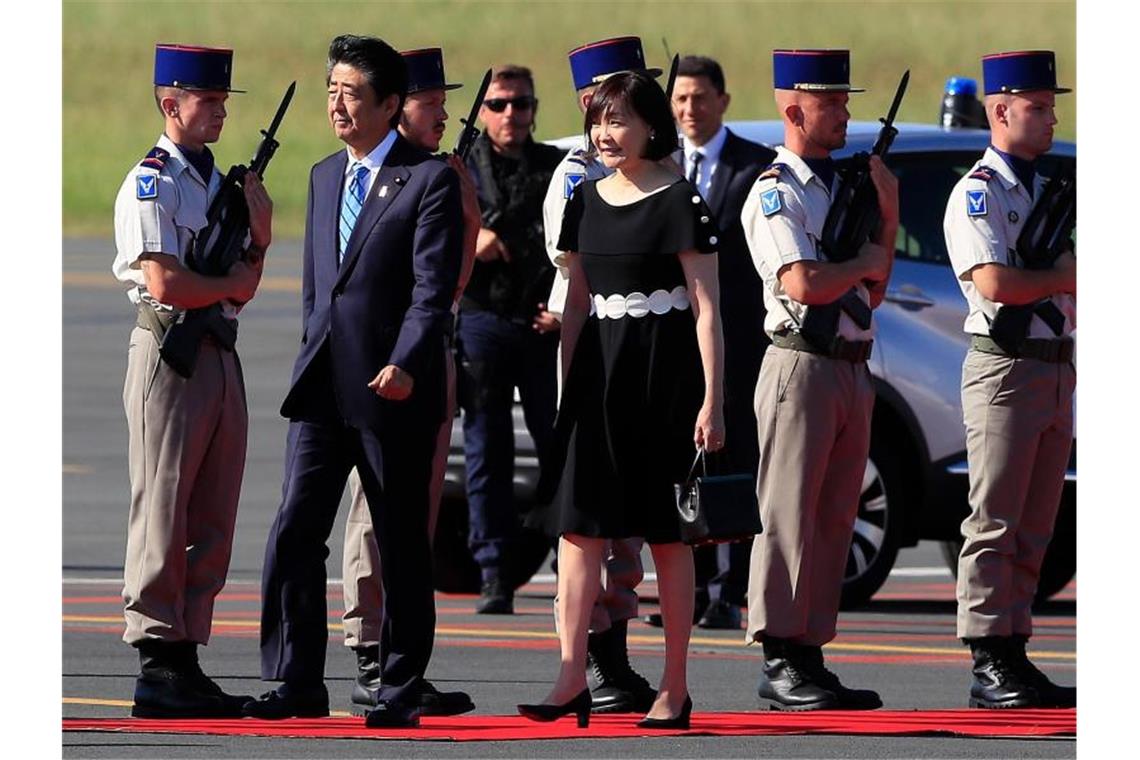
[337,136,412,284]
[706,131,739,217]
[321,153,348,278]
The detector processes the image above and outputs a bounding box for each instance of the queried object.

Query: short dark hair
[491,64,535,94]
[584,71,678,161]
[326,34,408,128]
[677,55,726,95]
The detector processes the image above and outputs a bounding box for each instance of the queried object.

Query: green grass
[65,0,1075,237]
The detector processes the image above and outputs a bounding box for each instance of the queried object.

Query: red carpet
[63,709,1075,741]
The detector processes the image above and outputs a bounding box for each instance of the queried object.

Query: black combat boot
[168,641,253,717]
[756,637,839,711]
[350,645,475,717]
[475,577,514,615]
[131,640,227,719]
[796,644,882,710]
[1009,635,1076,708]
[966,637,1041,709]
[350,645,382,715]
[586,620,657,713]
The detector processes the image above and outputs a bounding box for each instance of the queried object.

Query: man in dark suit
[663,55,777,630]
[244,35,466,728]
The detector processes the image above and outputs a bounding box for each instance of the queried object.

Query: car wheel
[840,437,904,610]
[431,497,553,594]
[939,488,1076,604]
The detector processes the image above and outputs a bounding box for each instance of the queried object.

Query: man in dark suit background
[244,34,466,728]
[659,55,777,631]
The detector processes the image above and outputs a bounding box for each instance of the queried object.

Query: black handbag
[674,449,763,546]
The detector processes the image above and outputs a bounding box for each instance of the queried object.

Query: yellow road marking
[62,272,302,293]
[65,697,133,707]
[63,616,1075,661]
[63,464,94,475]
[62,697,352,717]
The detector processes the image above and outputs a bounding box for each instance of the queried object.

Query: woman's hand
[694,400,725,452]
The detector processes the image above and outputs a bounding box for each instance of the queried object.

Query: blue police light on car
[940,76,987,129]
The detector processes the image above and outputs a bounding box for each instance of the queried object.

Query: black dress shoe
[636,695,693,730]
[517,688,591,728]
[476,578,514,615]
[1009,635,1076,708]
[756,638,838,711]
[797,644,882,710]
[364,700,421,728]
[966,637,1040,709]
[697,600,743,630]
[416,681,475,716]
[131,641,228,719]
[242,683,330,719]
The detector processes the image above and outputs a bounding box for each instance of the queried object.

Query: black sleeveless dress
[527,178,720,544]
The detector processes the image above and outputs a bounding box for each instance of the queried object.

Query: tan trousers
[341,347,454,648]
[746,346,874,647]
[121,327,247,646]
[956,350,1075,639]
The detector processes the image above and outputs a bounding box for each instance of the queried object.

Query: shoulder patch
[564,173,585,199]
[139,146,169,172]
[968,166,995,182]
[757,162,787,182]
[760,186,783,217]
[136,174,159,201]
[965,188,988,217]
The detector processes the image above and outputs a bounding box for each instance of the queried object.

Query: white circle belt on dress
[589,286,691,319]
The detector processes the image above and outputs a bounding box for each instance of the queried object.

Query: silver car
[432,120,1077,609]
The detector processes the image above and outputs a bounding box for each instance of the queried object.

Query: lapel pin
[378,185,389,198]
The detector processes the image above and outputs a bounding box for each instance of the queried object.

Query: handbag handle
[685,448,708,483]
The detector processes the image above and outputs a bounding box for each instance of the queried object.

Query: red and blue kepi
[982,50,1071,95]
[567,36,663,91]
[154,44,243,93]
[402,48,463,94]
[773,49,865,93]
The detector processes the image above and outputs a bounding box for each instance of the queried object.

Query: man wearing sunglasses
[458,65,564,616]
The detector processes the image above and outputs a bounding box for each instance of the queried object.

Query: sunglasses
[483,96,538,113]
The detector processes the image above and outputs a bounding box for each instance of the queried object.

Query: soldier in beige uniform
[113,44,272,718]
[943,50,1076,710]
[741,49,896,711]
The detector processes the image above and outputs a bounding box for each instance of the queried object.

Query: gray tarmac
[62,238,1075,758]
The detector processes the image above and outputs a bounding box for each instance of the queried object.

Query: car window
[885,152,981,265]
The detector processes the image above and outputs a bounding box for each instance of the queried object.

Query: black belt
[971,335,1074,364]
[772,330,873,363]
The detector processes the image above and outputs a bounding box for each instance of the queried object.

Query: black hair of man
[491,64,536,95]
[677,55,726,95]
[326,34,408,129]
[584,70,679,162]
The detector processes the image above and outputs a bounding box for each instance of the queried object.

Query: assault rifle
[158,81,296,378]
[988,163,1076,351]
[453,69,492,162]
[798,70,909,350]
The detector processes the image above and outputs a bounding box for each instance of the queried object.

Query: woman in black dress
[519,71,725,728]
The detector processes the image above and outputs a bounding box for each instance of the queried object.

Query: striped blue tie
[338,163,369,263]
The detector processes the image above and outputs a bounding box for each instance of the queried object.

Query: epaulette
[140,147,170,172]
[967,166,996,182]
[756,162,787,182]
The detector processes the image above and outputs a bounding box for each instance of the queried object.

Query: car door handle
[885,285,935,308]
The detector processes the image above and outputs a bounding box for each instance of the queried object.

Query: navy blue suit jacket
[281,134,463,430]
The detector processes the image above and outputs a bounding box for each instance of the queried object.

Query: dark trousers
[259,415,436,706]
[456,308,558,581]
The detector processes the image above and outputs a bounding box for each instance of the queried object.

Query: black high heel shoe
[636,694,693,730]
[517,688,591,728]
